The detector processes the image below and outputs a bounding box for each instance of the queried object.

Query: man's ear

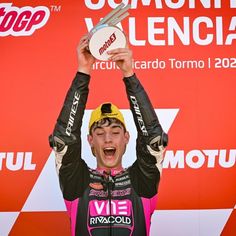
[124,131,130,144]
[87,134,93,147]
[87,134,96,157]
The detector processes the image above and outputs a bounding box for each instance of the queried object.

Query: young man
[49,36,168,236]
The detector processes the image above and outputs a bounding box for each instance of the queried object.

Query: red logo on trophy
[88,3,131,61]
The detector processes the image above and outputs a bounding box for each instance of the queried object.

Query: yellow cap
[89,103,126,131]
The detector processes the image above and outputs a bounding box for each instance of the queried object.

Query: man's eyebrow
[110,124,122,129]
[93,124,122,132]
[93,126,103,132]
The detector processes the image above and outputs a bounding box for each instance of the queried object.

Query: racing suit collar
[96,167,124,176]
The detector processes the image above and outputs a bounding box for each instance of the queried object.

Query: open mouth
[103,147,116,156]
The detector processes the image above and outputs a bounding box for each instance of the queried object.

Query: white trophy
[88,3,131,61]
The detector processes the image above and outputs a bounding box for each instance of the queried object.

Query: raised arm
[49,36,96,200]
[108,47,168,197]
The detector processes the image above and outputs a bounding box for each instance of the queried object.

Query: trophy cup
[88,3,131,61]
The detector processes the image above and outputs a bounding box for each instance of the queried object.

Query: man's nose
[104,133,112,142]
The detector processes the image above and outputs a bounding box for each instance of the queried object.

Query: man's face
[87,121,130,170]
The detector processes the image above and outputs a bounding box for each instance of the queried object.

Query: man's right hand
[77,35,96,75]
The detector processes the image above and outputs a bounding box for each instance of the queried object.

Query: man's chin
[103,156,118,168]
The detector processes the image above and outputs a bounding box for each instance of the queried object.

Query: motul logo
[0,3,50,36]
[0,152,36,170]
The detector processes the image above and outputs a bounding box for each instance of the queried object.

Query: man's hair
[89,117,126,135]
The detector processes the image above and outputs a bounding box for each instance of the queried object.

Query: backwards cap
[89,103,126,131]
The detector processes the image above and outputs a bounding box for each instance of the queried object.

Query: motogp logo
[0,3,50,36]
